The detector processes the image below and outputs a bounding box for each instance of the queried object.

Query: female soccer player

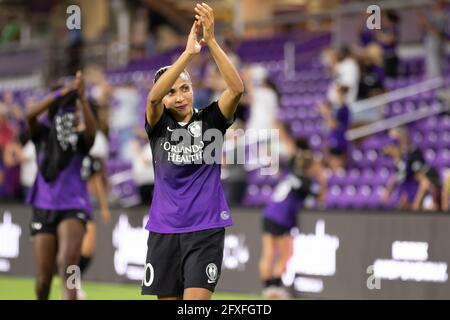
[26,71,97,300]
[412,164,442,211]
[382,127,425,209]
[141,3,244,300]
[259,141,326,299]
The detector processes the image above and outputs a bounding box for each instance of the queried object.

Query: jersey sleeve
[201,100,235,134]
[77,132,95,155]
[145,109,171,138]
[30,122,50,146]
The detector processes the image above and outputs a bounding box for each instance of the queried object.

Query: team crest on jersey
[188,121,202,138]
[220,211,230,220]
[206,263,218,283]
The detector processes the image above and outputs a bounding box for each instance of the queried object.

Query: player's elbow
[25,111,38,128]
[229,81,244,99]
[235,80,245,95]
[147,94,160,107]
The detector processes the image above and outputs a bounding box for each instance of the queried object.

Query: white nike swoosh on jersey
[167,126,174,132]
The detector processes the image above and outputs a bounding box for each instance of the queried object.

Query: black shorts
[263,217,291,236]
[30,208,89,236]
[141,227,225,296]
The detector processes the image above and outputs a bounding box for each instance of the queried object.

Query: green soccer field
[0,276,263,300]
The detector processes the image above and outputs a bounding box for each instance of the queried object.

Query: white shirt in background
[89,131,109,160]
[132,143,154,186]
[20,140,37,188]
[332,57,360,103]
[110,87,140,131]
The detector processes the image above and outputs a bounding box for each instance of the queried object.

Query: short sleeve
[145,109,171,137]
[77,132,95,155]
[201,100,235,134]
[30,123,50,146]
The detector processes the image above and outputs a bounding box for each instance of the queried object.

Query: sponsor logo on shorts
[220,211,230,220]
[142,263,155,287]
[76,212,86,220]
[206,263,218,284]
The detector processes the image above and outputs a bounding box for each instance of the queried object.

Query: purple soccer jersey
[27,122,93,214]
[144,101,234,233]
[264,173,314,229]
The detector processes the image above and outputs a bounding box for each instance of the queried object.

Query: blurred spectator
[109,82,140,161]
[0,157,6,198]
[319,85,351,173]
[0,91,24,130]
[383,127,425,209]
[187,53,211,109]
[357,44,385,100]
[0,14,20,46]
[375,10,400,78]
[130,129,154,206]
[0,104,16,152]
[413,164,442,211]
[18,131,37,198]
[146,22,158,57]
[246,65,295,161]
[359,24,374,47]
[203,35,248,123]
[204,38,242,103]
[130,8,149,60]
[156,25,181,53]
[419,0,449,79]
[0,101,23,199]
[2,135,22,199]
[324,47,360,104]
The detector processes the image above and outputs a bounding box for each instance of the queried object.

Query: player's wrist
[206,37,217,47]
[182,50,198,60]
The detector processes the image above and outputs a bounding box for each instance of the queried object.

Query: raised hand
[194,2,215,45]
[75,70,85,97]
[185,20,204,56]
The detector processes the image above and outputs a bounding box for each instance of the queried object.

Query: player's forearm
[26,88,70,123]
[79,97,97,143]
[93,173,109,212]
[207,39,244,95]
[148,52,195,104]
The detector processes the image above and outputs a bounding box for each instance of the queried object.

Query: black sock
[264,277,282,288]
[272,277,282,287]
[78,256,92,275]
